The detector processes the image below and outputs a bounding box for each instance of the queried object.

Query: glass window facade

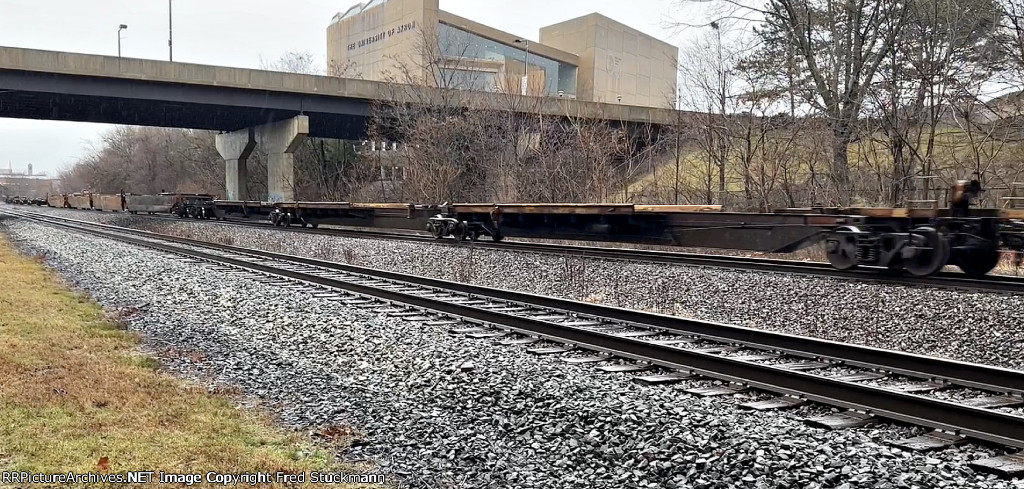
[438,68,497,93]
[437,23,577,97]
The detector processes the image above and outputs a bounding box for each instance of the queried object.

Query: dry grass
[0,236,377,488]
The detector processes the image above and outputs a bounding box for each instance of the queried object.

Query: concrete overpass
[0,46,676,201]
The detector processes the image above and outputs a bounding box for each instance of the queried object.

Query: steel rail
[8,209,1024,448]
[10,208,1024,393]
[57,205,1024,294]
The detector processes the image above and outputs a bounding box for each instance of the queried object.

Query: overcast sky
[0,0,698,176]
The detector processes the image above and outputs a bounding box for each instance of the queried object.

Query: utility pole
[168,0,173,61]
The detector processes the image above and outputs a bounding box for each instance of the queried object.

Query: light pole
[168,0,173,61]
[514,38,530,96]
[710,21,726,206]
[674,89,682,205]
[117,24,128,58]
[711,22,724,117]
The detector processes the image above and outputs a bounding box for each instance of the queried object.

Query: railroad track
[35,205,1024,295]
[6,208,1024,475]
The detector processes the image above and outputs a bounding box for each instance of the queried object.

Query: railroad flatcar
[32,179,1024,277]
[244,191,1024,278]
[94,194,124,212]
[125,193,213,217]
[178,194,216,219]
[268,202,420,229]
[66,193,92,210]
[426,201,1023,277]
[46,194,67,208]
[125,193,175,214]
[213,200,275,220]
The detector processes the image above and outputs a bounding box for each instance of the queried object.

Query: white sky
[0,0,702,175]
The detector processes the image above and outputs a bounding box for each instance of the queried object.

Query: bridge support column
[257,115,309,202]
[215,127,255,201]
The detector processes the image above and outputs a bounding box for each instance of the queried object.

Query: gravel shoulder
[4,213,1024,488]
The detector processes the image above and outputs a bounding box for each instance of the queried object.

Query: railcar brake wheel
[903,226,951,277]
[956,246,1001,277]
[825,226,860,270]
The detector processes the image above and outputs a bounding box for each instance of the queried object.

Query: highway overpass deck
[0,46,676,139]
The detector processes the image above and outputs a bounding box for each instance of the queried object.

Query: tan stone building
[327,0,678,108]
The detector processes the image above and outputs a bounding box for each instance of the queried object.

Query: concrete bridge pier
[215,127,256,201]
[258,115,309,203]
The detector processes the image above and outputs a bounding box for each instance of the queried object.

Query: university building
[327,0,678,108]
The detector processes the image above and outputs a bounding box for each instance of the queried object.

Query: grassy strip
[0,235,374,488]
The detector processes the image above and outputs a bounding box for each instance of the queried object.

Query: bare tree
[57,127,226,196]
[365,22,638,204]
[692,0,910,202]
[678,29,737,205]
[259,51,322,75]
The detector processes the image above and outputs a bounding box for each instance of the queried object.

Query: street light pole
[712,22,724,118]
[524,41,530,95]
[117,24,128,58]
[168,0,173,61]
[514,38,530,96]
[674,88,682,205]
[710,21,726,206]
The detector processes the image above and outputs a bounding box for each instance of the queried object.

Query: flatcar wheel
[453,221,468,241]
[903,226,950,277]
[428,223,445,239]
[310,223,319,229]
[956,247,1001,278]
[825,226,859,270]
[491,231,503,243]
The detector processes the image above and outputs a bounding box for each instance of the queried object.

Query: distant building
[0,165,58,198]
[327,0,678,108]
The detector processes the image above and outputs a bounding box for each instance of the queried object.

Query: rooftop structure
[0,163,44,177]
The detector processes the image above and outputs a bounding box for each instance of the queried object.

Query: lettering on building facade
[347,20,417,51]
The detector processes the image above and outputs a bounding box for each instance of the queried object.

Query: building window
[438,68,497,92]
[436,23,577,97]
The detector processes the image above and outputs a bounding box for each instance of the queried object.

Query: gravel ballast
[19,205,1024,370]
[3,214,1024,488]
